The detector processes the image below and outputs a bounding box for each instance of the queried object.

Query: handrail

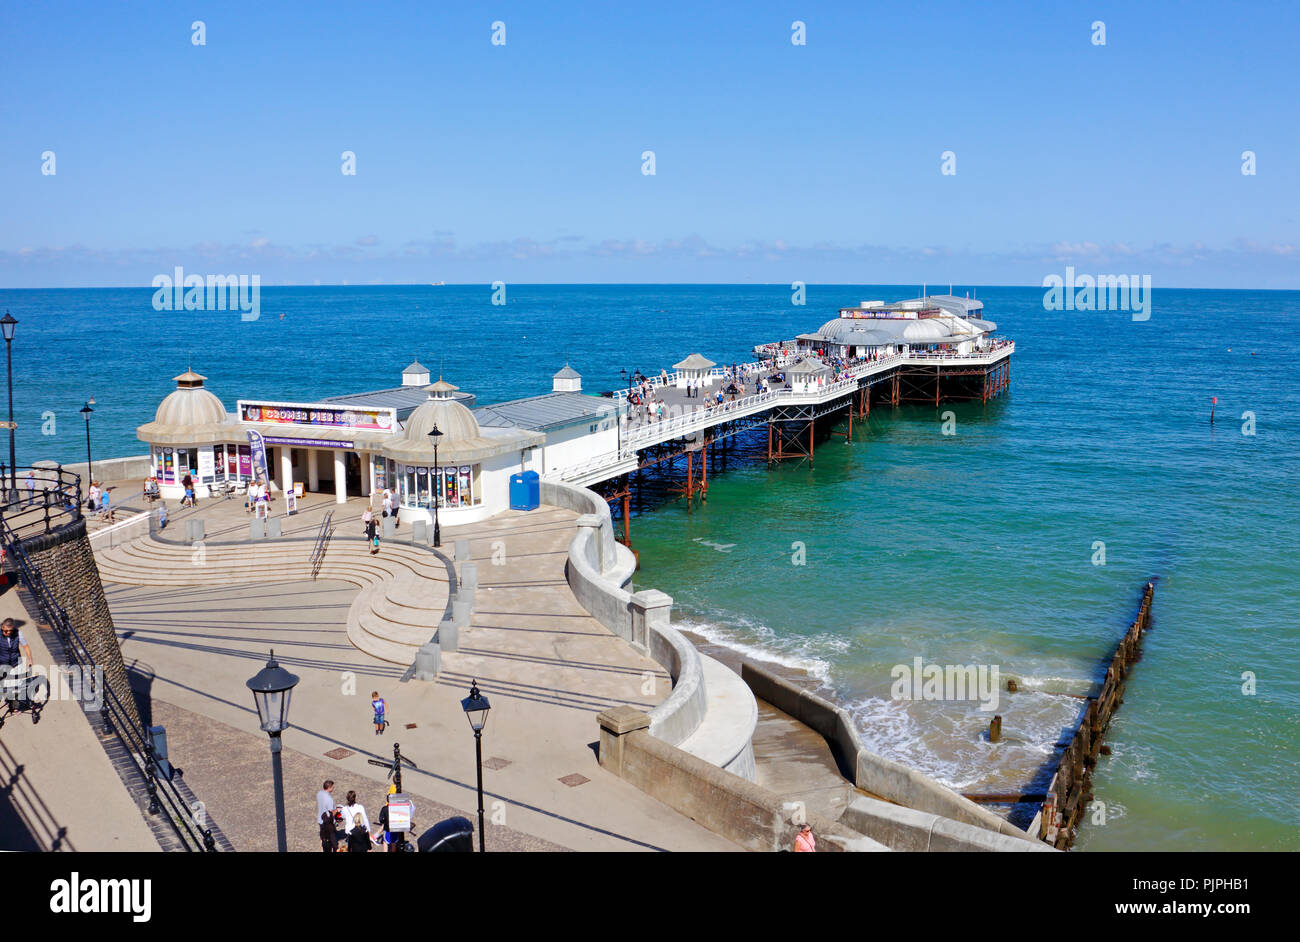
[0,513,218,851]
[309,509,335,581]
[0,464,83,542]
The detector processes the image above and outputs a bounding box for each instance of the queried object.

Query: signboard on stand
[285,488,297,515]
[386,794,413,833]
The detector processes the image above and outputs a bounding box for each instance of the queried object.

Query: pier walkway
[558,343,1014,486]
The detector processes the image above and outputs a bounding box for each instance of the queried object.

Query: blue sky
[2,0,1297,287]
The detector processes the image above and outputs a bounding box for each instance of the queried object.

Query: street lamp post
[80,400,95,484]
[427,425,443,547]
[1,312,17,503]
[246,650,300,853]
[460,679,491,852]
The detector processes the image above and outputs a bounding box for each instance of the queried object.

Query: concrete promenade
[95,491,740,852]
[0,584,160,852]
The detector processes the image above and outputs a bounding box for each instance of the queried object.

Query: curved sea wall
[541,481,716,754]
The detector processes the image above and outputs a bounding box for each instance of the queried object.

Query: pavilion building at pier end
[136,361,619,525]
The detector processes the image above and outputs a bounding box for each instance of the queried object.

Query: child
[371,691,387,735]
[157,502,168,530]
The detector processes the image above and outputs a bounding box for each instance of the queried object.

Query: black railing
[0,512,218,851]
[0,464,84,542]
[309,509,335,580]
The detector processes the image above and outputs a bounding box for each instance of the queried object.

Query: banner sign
[285,488,297,515]
[238,400,396,432]
[247,430,270,484]
[263,435,355,449]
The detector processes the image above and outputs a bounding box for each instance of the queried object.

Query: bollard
[412,520,428,544]
[267,517,282,538]
[989,715,1002,743]
[249,518,265,540]
[413,641,440,682]
[383,516,396,539]
[452,598,471,630]
[454,538,470,562]
[437,617,458,653]
[460,561,478,592]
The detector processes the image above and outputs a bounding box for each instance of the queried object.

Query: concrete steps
[95,535,452,665]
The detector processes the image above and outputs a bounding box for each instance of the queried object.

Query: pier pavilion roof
[137,369,244,446]
[382,381,542,464]
[475,391,616,433]
[673,353,716,371]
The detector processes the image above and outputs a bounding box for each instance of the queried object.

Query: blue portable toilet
[509,470,540,511]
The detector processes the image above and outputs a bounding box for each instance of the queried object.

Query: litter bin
[508,470,540,511]
[417,816,474,852]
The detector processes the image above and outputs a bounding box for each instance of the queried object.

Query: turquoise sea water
[6,284,1298,851]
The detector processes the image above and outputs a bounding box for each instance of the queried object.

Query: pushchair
[0,663,49,727]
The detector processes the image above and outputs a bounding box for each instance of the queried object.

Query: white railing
[557,344,1012,481]
[611,354,798,402]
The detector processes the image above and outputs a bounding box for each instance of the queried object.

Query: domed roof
[154,371,227,426]
[403,380,480,444]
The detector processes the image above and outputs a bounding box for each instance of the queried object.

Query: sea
[5,283,1298,851]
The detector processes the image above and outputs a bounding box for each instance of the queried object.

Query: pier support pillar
[307,449,320,491]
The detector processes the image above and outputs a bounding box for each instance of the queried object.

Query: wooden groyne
[1036,580,1157,849]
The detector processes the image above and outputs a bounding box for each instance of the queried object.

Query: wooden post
[622,491,631,547]
[989,715,1002,743]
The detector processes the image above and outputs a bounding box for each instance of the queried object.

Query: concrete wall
[20,517,143,733]
[542,480,708,748]
[35,454,152,486]
[741,662,1042,845]
[597,708,886,853]
[841,795,1054,853]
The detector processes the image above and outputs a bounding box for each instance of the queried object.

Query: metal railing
[0,511,218,851]
[0,464,83,542]
[309,509,335,580]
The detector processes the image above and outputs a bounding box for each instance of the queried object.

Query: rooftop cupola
[402,358,431,387]
[552,363,582,393]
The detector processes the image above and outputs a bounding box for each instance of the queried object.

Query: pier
[561,339,1014,548]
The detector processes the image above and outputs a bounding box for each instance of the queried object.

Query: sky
[1,0,1297,288]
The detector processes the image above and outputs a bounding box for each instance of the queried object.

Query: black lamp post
[620,367,629,391]
[1,311,16,503]
[80,399,94,484]
[460,679,491,852]
[427,424,442,547]
[246,650,300,853]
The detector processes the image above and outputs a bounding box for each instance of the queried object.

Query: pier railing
[0,464,83,542]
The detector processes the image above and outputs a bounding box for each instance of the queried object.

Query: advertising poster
[161,448,175,482]
[247,430,269,484]
[459,466,471,505]
[238,445,252,478]
[197,447,215,482]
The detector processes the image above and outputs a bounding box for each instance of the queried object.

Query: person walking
[363,507,378,555]
[319,810,339,853]
[339,790,373,844]
[346,812,372,852]
[23,471,35,507]
[794,823,816,852]
[316,780,337,851]
[0,618,33,675]
[371,690,388,735]
[156,501,168,530]
[381,488,393,519]
[86,480,101,512]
